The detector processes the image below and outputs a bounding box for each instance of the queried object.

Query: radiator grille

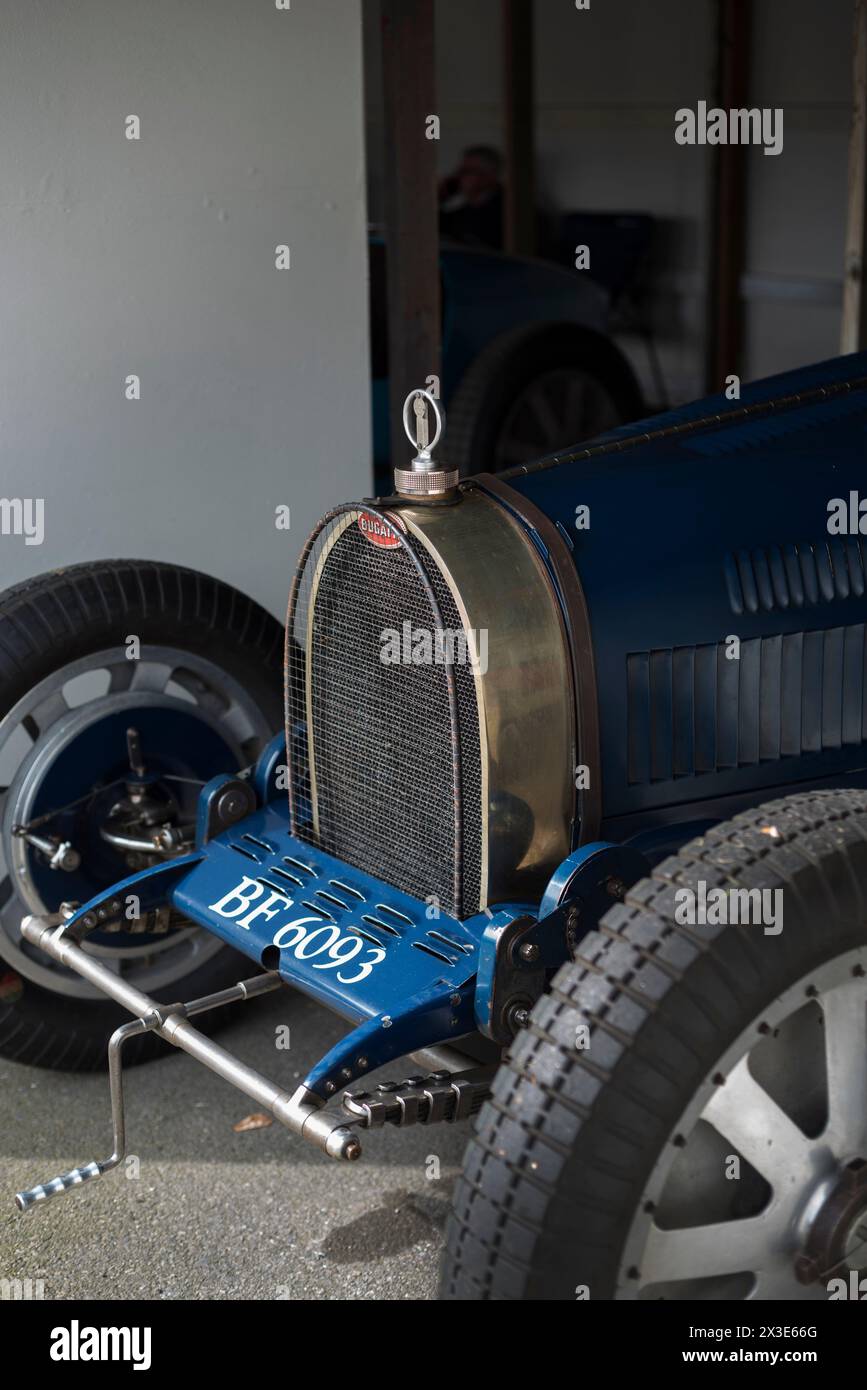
[286,508,482,919]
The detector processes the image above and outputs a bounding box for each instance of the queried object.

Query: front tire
[0,560,284,1071]
[442,790,867,1300]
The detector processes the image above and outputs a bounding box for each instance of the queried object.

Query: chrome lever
[15,1014,155,1212]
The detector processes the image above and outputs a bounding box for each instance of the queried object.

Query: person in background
[439,145,504,251]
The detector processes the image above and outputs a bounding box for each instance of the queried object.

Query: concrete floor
[0,991,471,1301]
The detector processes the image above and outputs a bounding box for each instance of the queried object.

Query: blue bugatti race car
[5,351,867,1302]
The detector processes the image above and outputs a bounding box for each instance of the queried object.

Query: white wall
[0,0,370,620]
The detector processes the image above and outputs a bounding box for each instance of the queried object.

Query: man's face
[458,157,498,202]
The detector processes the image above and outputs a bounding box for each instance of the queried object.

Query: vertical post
[705,0,751,392]
[381,0,441,470]
[842,0,867,353]
[502,0,535,256]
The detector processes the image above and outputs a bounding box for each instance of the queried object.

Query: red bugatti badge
[357,511,405,549]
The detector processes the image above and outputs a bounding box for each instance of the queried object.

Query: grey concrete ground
[0,992,471,1301]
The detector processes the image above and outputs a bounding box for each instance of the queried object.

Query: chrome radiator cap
[393,388,459,497]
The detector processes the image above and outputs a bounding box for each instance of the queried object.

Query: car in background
[369,236,644,484]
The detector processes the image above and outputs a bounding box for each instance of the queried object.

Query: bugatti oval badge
[357,511,405,549]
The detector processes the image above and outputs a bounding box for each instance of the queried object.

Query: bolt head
[505,1002,531,1035]
[794,1254,819,1285]
[842,1156,867,1190]
[216,784,251,823]
[519,941,540,963]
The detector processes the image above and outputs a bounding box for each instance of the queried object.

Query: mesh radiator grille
[286,507,483,919]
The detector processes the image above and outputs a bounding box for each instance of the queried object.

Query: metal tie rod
[15,915,363,1211]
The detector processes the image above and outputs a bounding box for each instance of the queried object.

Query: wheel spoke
[748,1264,828,1300]
[641,1212,779,1285]
[28,690,69,735]
[220,701,261,746]
[704,1055,816,1193]
[564,375,589,436]
[822,978,867,1153]
[526,387,562,445]
[107,663,135,694]
[129,661,174,693]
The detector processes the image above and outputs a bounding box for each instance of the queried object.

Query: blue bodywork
[60,753,556,1097]
[56,735,655,1095]
[504,350,867,838]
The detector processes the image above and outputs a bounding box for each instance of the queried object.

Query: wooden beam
[842,0,867,353]
[705,0,751,392]
[380,0,441,470]
[502,0,535,256]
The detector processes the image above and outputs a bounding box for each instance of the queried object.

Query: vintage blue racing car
[5,351,867,1301]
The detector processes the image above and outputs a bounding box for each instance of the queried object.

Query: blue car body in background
[369,237,644,483]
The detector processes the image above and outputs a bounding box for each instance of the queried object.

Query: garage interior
[368,0,867,465]
[2,0,867,1311]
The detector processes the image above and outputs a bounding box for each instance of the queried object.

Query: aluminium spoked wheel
[442,790,867,1300]
[445,324,643,476]
[492,367,622,469]
[618,946,867,1299]
[0,560,284,1070]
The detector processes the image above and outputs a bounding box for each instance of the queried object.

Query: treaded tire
[446,323,643,477]
[441,789,867,1300]
[0,559,284,1071]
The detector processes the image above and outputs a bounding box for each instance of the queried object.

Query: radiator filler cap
[394,388,458,498]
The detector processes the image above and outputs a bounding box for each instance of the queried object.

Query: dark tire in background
[442,791,867,1300]
[446,323,644,476]
[0,560,284,1071]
